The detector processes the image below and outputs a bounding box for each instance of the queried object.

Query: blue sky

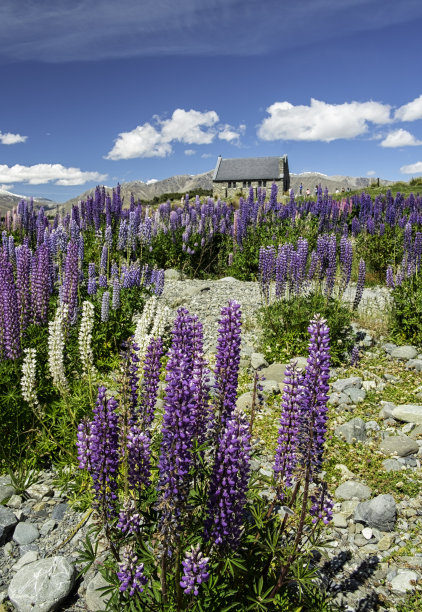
[1,0,422,202]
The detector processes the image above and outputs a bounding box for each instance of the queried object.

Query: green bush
[258,293,354,366]
[390,273,422,344]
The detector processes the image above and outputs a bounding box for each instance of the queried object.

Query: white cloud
[395,95,422,122]
[0,164,107,186]
[218,123,246,143]
[201,153,215,159]
[0,131,27,145]
[106,108,219,160]
[146,178,158,184]
[400,161,422,174]
[257,98,392,142]
[184,149,196,156]
[367,170,376,176]
[380,129,422,148]
[0,183,14,191]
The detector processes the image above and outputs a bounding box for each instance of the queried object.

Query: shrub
[258,292,354,366]
[390,273,422,344]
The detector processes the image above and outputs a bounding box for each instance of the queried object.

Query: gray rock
[406,359,422,372]
[332,513,348,528]
[26,483,54,500]
[379,402,396,419]
[392,404,422,425]
[12,550,39,572]
[354,494,397,531]
[259,379,280,394]
[164,268,182,280]
[13,522,40,546]
[344,386,366,403]
[382,459,403,472]
[331,376,362,394]
[409,424,422,439]
[335,480,372,500]
[382,342,397,354]
[0,505,18,545]
[379,435,419,457]
[390,569,419,593]
[250,353,268,370]
[291,356,308,370]
[365,420,380,433]
[383,373,399,382]
[390,345,418,360]
[260,363,288,383]
[51,502,68,522]
[85,572,111,611]
[19,543,39,556]
[335,418,367,444]
[8,556,76,612]
[7,495,23,509]
[236,392,255,412]
[40,519,57,536]
[218,276,238,282]
[328,392,352,406]
[0,484,16,503]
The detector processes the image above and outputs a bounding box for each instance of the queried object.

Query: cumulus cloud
[146,178,158,184]
[0,131,27,145]
[395,95,422,122]
[0,164,107,186]
[400,161,422,174]
[218,123,246,143]
[257,98,392,142]
[380,129,422,148]
[106,109,220,160]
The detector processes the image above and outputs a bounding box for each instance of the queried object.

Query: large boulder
[8,556,76,612]
[335,418,367,444]
[390,346,417,360]
[379,435,419,457]
[392,404,422,425]
[354,494,397,532]
[335,480,372,500]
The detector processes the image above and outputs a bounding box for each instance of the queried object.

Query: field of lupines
[1,182,422,609]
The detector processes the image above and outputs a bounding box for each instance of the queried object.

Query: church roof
[213,155,287,181]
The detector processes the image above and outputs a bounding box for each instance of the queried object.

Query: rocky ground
[0,271,421,611]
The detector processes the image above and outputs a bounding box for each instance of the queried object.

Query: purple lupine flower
[112,278,120,310]
[339,236,353,290]
[151,268,165,296]
[100,244,108,272]
[325,235,337,297]
[101,291,110,322]
[98,274,107,288]
[157,308,202,528]
[31,244,50,325]
[117,219,128,251]
[138,337,164,427]
[299,314,330,477]
[180,545,210,596]
[117,499,142,535]
[353,259,366,310]
[16,243,32,334]
[350,345,360,366]
[117,546,148,596]
[213,301,242,428]
[0,250,21,359]
[87,263,97,295]
[259,245,276,303]
[274,362,303,494]
[86,386,120,518]
[310,481,333,525]
[62,239,79,323]
[386,266,395,289]
[127,425,151,491]
[205,411,251,549]
[76,420,91,470]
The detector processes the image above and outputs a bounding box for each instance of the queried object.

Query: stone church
[212,155,290,199]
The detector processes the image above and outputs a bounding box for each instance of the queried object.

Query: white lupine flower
[21,348,41,414]
[78,300,96,378]
[134,296,157,354]
[150,304,170,340]
[48,304,69,393]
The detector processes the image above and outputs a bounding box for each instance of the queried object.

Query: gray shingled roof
[213,156,286,181]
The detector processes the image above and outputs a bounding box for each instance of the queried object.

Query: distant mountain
[0,188,56,217]
[62,171,215,210]
[0,169,397,217]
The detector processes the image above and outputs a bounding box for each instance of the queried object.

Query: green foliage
[355,225,402,283]
[258,293,354,366]
[390,273,422,344]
